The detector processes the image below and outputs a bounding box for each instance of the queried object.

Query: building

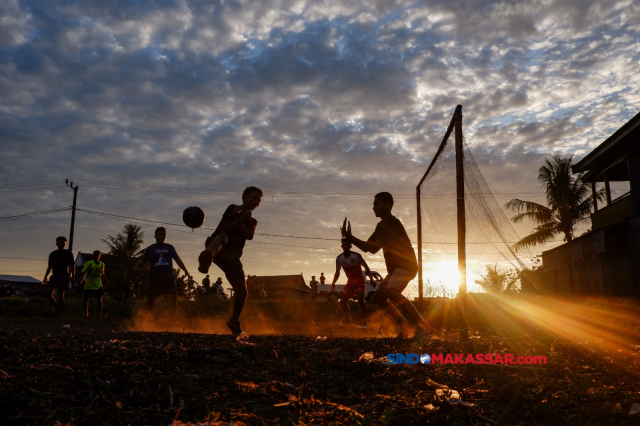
[0,275,42,297]
[541,111,640,295]
[254,274,310,299]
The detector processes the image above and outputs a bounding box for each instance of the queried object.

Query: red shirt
[337,252,366,285]
[212,204,257,259]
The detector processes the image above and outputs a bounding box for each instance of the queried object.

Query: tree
[102,223,145,283]
[476,264,517,293]
[505,156,603,251]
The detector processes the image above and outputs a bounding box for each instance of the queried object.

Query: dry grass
[1,296,640,425]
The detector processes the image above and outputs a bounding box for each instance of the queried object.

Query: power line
[75,208,340,241]
[0,208,71,223]
[72,179,569,197]
[0,180,61,188]
[0,256,48,260]
[72,179,416,198]
[0,186,61,194]
[0,226,68,232]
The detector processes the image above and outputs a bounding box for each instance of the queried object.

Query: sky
[1,0,639,295]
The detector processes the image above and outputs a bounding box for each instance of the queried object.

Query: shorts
[146,281,177,297]
[213,249,246,289]
[375,268,417,294]
[84,288,104,298]
[47,274,70,292]
[341,282,365,299]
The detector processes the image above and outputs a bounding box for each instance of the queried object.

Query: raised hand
[340,217,352,239]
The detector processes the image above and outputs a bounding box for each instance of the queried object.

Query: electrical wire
[0,208,72,223]
[75,208,340,242]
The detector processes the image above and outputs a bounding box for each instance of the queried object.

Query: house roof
[0,275,41,284]
[254,274,310,293]
[573,111,640,182]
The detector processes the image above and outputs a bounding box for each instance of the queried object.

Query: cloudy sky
[1,0,639,294]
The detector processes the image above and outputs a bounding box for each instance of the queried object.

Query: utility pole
[65,180,79,254]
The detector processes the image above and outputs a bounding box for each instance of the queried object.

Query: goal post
[416,105,467,341]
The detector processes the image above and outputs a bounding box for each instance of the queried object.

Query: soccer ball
[183,206,205,229]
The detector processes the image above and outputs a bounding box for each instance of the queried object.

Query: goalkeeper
[340,192,435,339]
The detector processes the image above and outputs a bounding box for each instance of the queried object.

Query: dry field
[1,296,640,425]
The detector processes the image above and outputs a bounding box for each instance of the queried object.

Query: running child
[198,186,262,337]
[331,238,376,328]
[81,250,109,318]
[341,192,434,339]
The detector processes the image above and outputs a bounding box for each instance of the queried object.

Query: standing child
[331,238,376,328]
[42,236,75,317]
[135,227,192,316]
[341,192,435,339]
[198,186,263,337]
[81,250,109,318]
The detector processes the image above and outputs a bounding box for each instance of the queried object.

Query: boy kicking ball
[198,186,263,338]
[341,192,435,340]
[331,238,375,328]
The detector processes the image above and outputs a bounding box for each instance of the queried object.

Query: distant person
[212,277,225,297]
[81,250,109,318]
[320,272,326,287]
[309,275,318,301]
[135,227,191,316]
[198,186,262,338]
[246,275,255,298]
[202,275,211,290]
[341,192,435,340]
[42,236,75,317]
[331,239,376,328]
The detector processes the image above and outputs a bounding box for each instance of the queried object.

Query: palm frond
[504,199,551,214]
[512,227,559,252]
[510,211,555,225]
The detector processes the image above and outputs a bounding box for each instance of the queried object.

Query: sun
[422,261,460,296]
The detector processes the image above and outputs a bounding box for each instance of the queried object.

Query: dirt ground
[1,311,640,426]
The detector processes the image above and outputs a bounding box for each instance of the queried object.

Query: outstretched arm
[357,254,376,286]
[174,255,191,279]
[331,258,341,286]
[341,217,382,254]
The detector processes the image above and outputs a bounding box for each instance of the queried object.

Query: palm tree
[505,156,603,251]
[102,223,145,280]
[476,264,517,293]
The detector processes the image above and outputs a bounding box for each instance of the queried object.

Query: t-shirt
[141,243,179,284]
[367,215,418,275]
[48,249,75,275]
[337,252,366,285]
[320,275,325,285]
[82,260,104,290]
[212,204,257,259]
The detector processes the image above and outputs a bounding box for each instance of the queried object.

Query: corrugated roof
[255,274,310,292]
[0,275,42,284]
